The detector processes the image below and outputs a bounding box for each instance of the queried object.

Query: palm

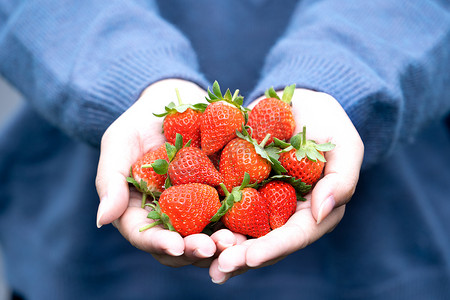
[96,79,242,268]
[208,88,364,283]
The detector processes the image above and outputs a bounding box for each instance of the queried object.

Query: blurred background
[0,76,22,300]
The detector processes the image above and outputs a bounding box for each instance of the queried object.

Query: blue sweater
[1,0,450,299]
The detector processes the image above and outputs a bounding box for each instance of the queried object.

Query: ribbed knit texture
[0,1,208,146]
[250,1,450,167]
[0,1,450,299]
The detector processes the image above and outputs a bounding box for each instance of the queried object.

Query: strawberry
[128,144,169,194]
[154,89,207,148]
[247,84,296,144]
[258,180,297,229]
[168,146,223,186]
[141,183,221,237]
[200,81,247,155]
[221,186,270,238]
[208,151,221,171]
[219,136,272,193]
[277,127,335,186]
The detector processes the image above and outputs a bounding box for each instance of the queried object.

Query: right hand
[95,79,243,267]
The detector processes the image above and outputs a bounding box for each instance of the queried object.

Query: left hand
[209,88,364,284]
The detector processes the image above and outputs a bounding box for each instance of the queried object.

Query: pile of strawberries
[127,82,335,238]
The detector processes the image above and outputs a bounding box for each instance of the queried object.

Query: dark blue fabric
[0,0,449,299]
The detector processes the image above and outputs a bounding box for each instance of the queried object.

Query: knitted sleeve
[0,0,208,146]
[249,0,450,168]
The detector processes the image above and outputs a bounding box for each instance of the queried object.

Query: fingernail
[194,248,214,258]
[167,249,184,257]
[218,264,235,273]
[211,275,227,285]
[317,195,335,224]
[217,241,234,249]
[96,197,107,228]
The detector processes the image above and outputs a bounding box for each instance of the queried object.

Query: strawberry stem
[302,126,307,146]
[175,88,182,106]
[139,221,162,232]
[219,183,230,197]
[141,193,147,208]
[232,89,240,100]
[259,134,271,148]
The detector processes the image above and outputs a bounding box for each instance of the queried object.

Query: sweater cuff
[76,47,209,147]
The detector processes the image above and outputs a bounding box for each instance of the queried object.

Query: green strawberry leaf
[142,159,169,175]
[253,143,271,161]
[234,94,244,107]
[305,146,319,162]
[165,142,177,161]
[212,80,223,99]
[224,88,233,101]
[290,133,302,150]
[265,87,280,100]
[206,81,246,115]
[207,89,218,101]
[161,212,176,232]
[164,176,172,189]
[269,156,287,174]
[126,176,141,190]
[281,84,296,104]
[238,172,251,190]
[153,112,169,118]
[192,103,208,111]
[139,201,176,233]
[153,86,209,118]
[261,174,312,197]
[126,176,161,200]
[174,104,191,114]
[315,142,336,152]
[296,194,307,202]
[231,190,242,203]
[210,192,235,223]
[166,101,177,110]
[273,138,291,149]
[147,211,161,220]
[174,133,183,151]
[295,148,307,161]
[265,146,281,160]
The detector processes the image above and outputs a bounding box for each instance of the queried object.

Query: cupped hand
[209,88,364,283]
[95,79,240,267]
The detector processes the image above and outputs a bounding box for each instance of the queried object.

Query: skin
[95,78,364,283]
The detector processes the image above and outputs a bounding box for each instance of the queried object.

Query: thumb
[311,130,364,224]
[95,123,136,228]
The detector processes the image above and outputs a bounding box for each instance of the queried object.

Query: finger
[209,243,250,284]
[209,258,250,284]
[184,234,217,259]
[245,206,345,268]
[95,122,140,227]
[210,229,246,252]
[114,205,185,257]
[311,128,364,224]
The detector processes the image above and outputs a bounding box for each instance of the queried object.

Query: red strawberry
[129,144,169,194]
[219,137,271,192]
[277,127,335,186]
[208,151,221,171]
[154,89,207,148]
[142,183,221,237]
[221,187,271,238]
[258,180,297,229]
[200,81,246,155]
[247,85,296,144]
[168,146,223,186]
